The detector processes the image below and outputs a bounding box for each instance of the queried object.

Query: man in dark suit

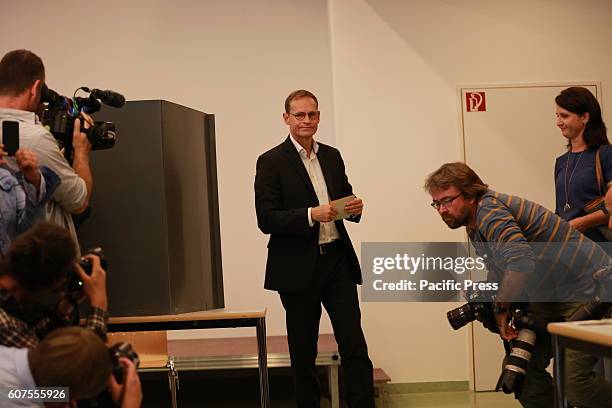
[255,90,374,407]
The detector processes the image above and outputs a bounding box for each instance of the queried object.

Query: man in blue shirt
[426,161,612,408]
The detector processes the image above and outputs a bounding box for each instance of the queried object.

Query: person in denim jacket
[0,147,59,255]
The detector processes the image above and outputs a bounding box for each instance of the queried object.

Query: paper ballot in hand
[330,195,356,220]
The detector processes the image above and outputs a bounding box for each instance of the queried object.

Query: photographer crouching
[425,162,612,408]
[0,222,107,348]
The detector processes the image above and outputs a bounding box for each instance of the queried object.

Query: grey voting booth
[77,100,224,316]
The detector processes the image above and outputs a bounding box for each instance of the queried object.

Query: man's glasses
[430,193,462,210]
[290,111,320,121]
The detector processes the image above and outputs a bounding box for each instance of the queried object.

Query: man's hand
[344,197,363,216]
[71,113,94,214]
[311,204,338,223]
[495,311,519,340]
[74,253,107,311]
[569,217,587,233]
[15,148,41,189]
[0,146,7,165]
[108,358,143,408]
[72,113,93,154]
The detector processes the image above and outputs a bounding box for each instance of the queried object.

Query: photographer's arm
[108,358,143,408]
[478,200,535,340]
[494,270,529,340]
[30,127,87,213]
[75,255,108,339]
[71,115,93,214]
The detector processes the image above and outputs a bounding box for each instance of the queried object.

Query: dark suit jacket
[255,136,361,293]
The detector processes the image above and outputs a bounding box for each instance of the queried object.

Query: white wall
[0,0,337,336]
[2,0,612,385]
[328,0,612,383]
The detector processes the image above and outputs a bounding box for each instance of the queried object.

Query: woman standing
[554,86,610,242]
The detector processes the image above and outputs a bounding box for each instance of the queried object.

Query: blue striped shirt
[468,190,607,301]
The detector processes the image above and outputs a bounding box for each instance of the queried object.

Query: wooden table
[108,309,269,408]
[548,319,612,408]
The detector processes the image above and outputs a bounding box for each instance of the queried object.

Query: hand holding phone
[2,121,19,156]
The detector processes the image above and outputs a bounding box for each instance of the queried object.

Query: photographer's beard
[441,205,472,230]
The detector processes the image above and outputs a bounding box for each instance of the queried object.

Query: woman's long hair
[556,87,608,149]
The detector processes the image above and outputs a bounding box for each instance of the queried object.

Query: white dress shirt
[289,135,340,245]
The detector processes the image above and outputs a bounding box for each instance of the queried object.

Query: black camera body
[39,85,123,162]
[446,287,498,332]
[446,288,545,398]
[67,247,108,293]
[109,342,140,384]
[77,343,140,407]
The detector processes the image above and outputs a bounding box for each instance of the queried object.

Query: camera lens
[447,304,476,330]
[498,328,536,394]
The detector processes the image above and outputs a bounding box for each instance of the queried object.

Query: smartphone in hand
[2,121,19,156]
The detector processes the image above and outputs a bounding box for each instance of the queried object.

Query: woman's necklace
[564,150,585,212]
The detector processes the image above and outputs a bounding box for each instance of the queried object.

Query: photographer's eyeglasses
[290,111,320,121]
[430,193,462,210]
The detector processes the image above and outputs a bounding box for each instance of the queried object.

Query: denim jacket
[0,166,60,255]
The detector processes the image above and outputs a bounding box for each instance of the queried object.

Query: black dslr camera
[77,343,139,407]
[447,287,498,332]
[448,280,612,398]
[110,342,140,384]
[39,84,124,162]
[67,247,108,293]
[446,287,547,398]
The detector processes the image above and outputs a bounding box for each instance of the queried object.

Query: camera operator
[0,49,93,250]
[0,326,142,407]
[425,162,612,408]
[0,222,107,348]
[0,147,60,256]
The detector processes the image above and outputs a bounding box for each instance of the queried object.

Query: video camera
[39,84,125,162]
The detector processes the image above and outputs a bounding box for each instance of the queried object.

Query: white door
[459,82,601,391]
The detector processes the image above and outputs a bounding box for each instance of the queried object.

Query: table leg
[256,316,270,408]
[328,365,339,408]
[168,357,179,408]
[552,334,566,408]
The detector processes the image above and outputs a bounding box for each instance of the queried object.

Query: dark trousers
[280,244,374,408]
[518,303,612,408]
